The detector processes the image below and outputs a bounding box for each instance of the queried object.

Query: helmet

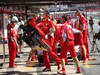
[11,16,18,22]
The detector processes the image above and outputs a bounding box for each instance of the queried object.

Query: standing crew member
[89,16,94,33]
[58,22,81,74]
[37,11,62,73]
[17,16,24,54]
[25,15,38,64]
[53,21,66,60]
[7,16,18,68]
[74,19,87,63]
[75,11,89,60]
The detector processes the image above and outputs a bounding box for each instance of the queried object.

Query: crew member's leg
[43,37,62,72]
[83,30,89,59]
[8,42,16,67]
[68,41,81,73]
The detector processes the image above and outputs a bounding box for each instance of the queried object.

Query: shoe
[31,56,37,61]
[42,68,51,72]
[9,64,16,68]
[16,54,20,58]
[0,63,3,69]
[83,59,88,64]
[58,64,62,72]
[76,71,81,73]
[76,67,81,73]
[58,69,67,75]
[0,63,3,67]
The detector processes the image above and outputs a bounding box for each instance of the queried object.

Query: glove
[45,35,48,39]
[62,32,67,42]
[50,33,54,38]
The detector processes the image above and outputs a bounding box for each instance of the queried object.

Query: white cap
[11,16,18,22]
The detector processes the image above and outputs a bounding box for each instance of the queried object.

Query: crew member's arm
[79,14,87,31]
[47,21,55,37]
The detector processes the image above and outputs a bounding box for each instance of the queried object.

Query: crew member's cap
[11,16,18,22]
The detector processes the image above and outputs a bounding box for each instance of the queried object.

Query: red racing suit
[28,17,46,38]
[38,19,61,69]
[53,24,65,56]
[28,17,36,27]
[60,22,77,59]
[7,23,17,67]
[77,14,89,59]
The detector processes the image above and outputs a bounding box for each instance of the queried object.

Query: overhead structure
[0,0,100,6]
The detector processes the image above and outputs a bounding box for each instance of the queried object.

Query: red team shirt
[38,19,55,35]
[63,22,74,41]
[7,24,17,41]
[28,18,36,28]
[54,24,63,39]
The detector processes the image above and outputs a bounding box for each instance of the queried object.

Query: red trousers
[60,41,77,59]
[43,37,61,69]
[52,37,68,62]
[8,41,16,67]
[74,33,85,59]
[74,32,83,46]
[52,37,64,54]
